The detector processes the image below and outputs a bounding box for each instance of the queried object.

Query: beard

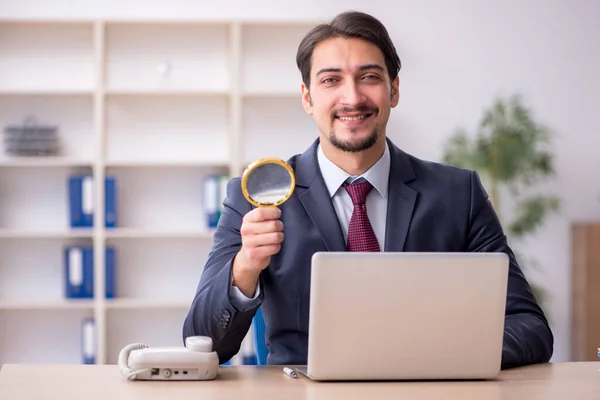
[326,104,380,152]
[328,128,379,152]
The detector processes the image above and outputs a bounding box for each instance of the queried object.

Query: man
[183,10,553,369]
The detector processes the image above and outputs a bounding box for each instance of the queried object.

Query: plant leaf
[474,95,555,184]
[508,195,560,238]
[442,128,479,170]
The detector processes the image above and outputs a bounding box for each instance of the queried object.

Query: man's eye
[322,78,338,84]
[363,74,380,81]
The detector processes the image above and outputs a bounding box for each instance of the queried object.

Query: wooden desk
[1,362,599,399]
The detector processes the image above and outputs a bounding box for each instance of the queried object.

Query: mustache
[331,105,378,118]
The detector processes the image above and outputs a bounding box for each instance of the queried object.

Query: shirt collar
[317,140,390,199]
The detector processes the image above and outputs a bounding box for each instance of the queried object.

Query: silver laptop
[299,252,509,381]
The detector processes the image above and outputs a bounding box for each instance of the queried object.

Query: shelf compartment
[105,23,230,92]
[0,237,93,301]
[0,94,95,163]
[104,237,211,300]
[105,166,228,231]
[105,94,229,164]
[241,24,314,94]
[0,308,94,364]
[0,22,94,92]
[105,308,189,364]
[241,97,317,162]
[0,166,93,231]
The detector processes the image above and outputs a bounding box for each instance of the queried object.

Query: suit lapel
[292,138,419,253]
[384,138,418,252]
[295,140,346,252]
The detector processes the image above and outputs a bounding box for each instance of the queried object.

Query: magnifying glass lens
[242,158,295,207]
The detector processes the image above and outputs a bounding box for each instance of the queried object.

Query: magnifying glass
[241,158,295,207]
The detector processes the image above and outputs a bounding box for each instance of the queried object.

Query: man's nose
[339,81,366,106]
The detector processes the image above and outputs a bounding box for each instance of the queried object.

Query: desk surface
[1,362,600,400]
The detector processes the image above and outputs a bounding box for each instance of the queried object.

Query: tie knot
[343,180,374,205]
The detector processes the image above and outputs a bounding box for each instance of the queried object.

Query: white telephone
[118,336,219,381]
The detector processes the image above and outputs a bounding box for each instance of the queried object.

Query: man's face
[301,37,399,153]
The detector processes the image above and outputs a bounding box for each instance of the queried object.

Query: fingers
[241,219,284,236]
[241,208,284,237]
[238,207,285,272]
[244,244,282,263]
[243,231,284,248]
[243,207,281,223]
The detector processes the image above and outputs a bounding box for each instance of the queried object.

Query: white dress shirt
[317,141,390,251]
[230,142,391,305]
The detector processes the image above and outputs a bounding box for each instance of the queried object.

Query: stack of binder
[64,246,116,299]
[81,318,96,364]
[3,117,60,156]
[68,175,117,228]
[203,174,229,229]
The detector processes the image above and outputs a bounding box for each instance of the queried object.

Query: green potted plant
[442,94,560,310]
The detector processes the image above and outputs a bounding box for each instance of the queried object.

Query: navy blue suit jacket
[182,137,553,368]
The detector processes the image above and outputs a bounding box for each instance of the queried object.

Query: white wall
[2,0,599,362]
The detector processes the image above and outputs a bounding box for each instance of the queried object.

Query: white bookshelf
[0,18,320,366]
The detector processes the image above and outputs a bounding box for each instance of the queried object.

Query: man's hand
[232,207,284,298]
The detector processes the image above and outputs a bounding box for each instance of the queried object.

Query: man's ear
[301,82,313,115]
[390,76,400,107]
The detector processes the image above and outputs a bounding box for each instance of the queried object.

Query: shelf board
[0,299,191,310]
[0,157,93,168]
[0,299,94,310]
[243,90,301,98]
[105,88,229,96]
[105,228,215,239]
[240,20,322,27]
[0,229,94,239]
[105,298,190,310]
[105,160,229,168]
[103,20,231,26]
[0,89,94,96]
[0,19,96,25]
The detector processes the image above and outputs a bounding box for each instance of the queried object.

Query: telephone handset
[118,336,219,381]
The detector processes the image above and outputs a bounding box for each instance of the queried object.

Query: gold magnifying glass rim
[241,157,296,208]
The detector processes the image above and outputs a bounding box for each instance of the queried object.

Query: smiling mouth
[335,113,373,123]
[339,114,368,120]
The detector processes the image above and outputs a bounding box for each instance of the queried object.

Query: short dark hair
[296,11,401,89]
